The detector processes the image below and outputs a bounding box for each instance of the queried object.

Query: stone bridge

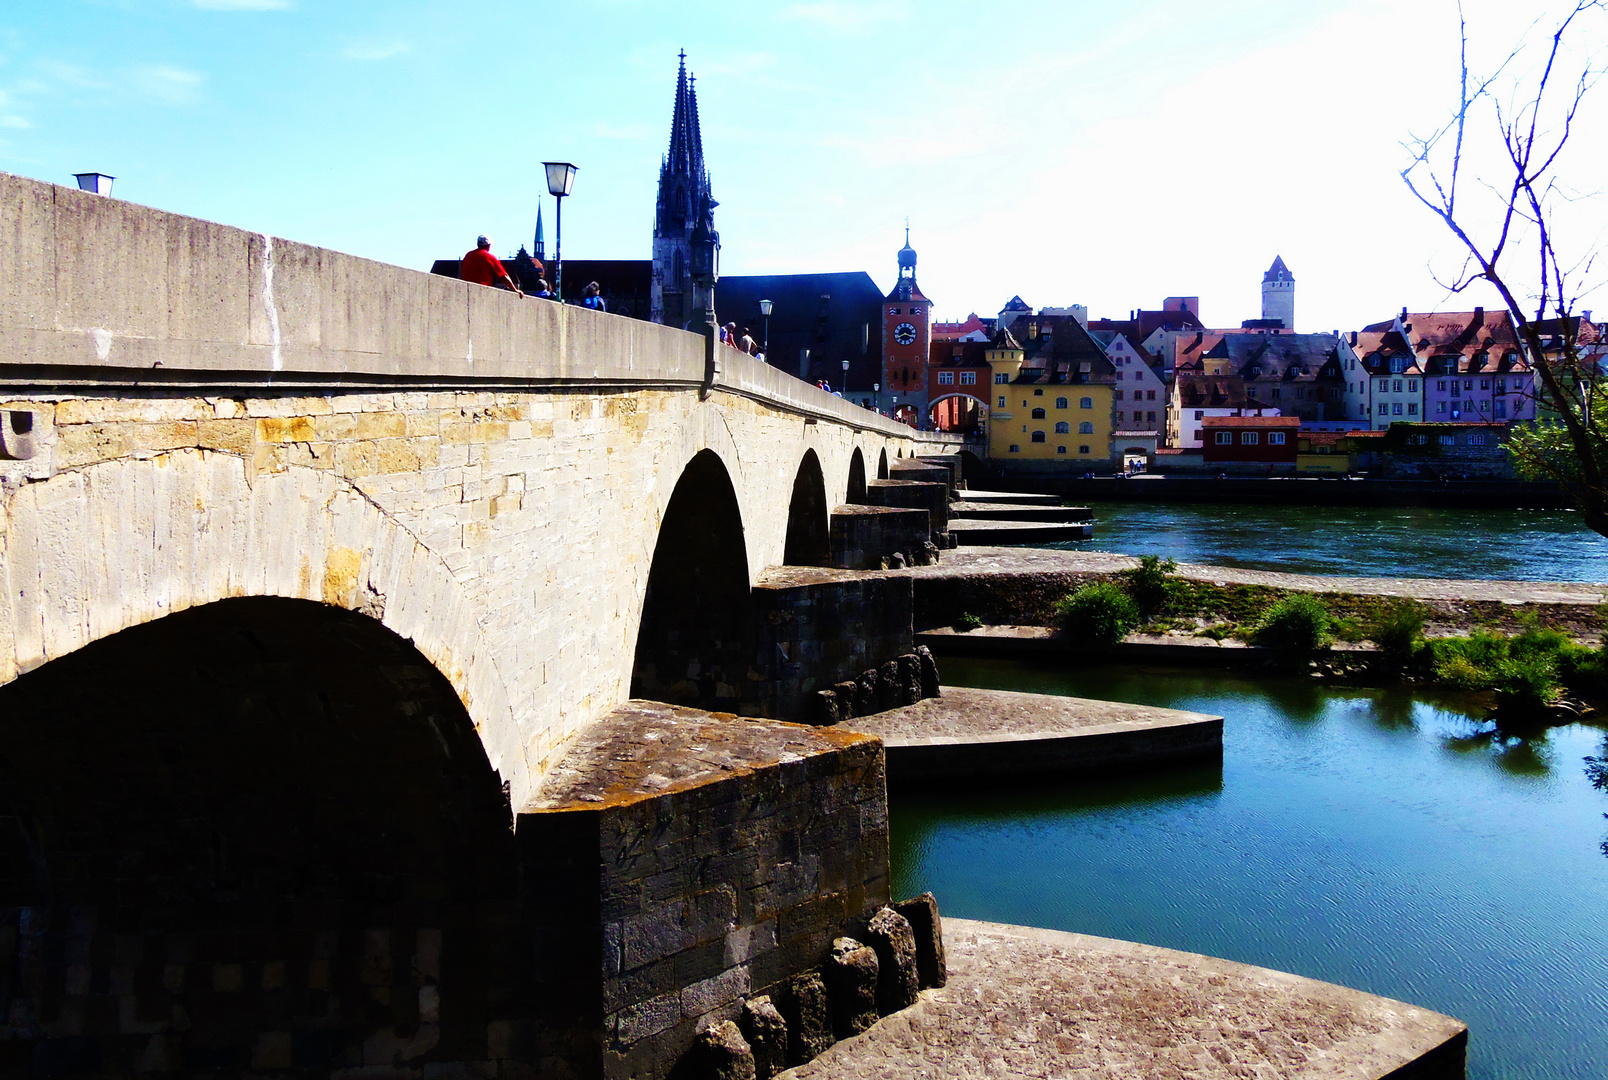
[0,173,979,1077]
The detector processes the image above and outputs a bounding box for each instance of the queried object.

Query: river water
[892,657,1608,1080]
[1049,500,1608,582]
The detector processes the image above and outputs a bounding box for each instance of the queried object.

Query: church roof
[664,51,705,181]
[990,326,1021,351]
[1000,295,1032,313]
[1263,255,1294,283]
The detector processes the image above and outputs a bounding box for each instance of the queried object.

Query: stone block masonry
[517,701,889,1080]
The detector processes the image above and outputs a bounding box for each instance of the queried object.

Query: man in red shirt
[459,235,523,297]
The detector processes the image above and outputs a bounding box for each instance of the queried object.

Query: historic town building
[880,229,932,424]
[1262,255,1295,329]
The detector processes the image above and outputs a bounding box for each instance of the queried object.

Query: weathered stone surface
[855,670,878,716]
[892,893,946,989]
[813,689,840,726]
[877,661,901,711]
[825,937,879,1038]
[740,995,788,1080]
[896,654,922,706]
[833,681,859,719]
[783,972,834,1065]
[915,646,940,699]
[691,1020,755,1080]
[887,550,907,570]
[863,907,919,1014]
[781,919,1470,1080]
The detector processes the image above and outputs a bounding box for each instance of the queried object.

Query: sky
[1,0,1604,335]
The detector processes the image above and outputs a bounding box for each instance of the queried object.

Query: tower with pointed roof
[651,51,714,328]
[880,228,932,423]
[1262,255,1295,330]
[533,201,545,263]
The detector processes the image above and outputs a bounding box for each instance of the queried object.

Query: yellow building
[985,324,1118,464]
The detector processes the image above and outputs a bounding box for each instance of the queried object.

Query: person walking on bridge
[459,235,523,297]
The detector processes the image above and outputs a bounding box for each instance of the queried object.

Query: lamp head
[542,161,577,197]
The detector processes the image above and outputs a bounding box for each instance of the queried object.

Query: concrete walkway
[904,545,1608,606]
[837,685,1221,781]
[781,919,1468,1080]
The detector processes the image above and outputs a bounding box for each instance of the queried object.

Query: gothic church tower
[651,52,714,328]
[1262,255,1295,330]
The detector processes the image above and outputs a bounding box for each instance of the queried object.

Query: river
[1047,500,1608,582]
[892,657,1608,1080]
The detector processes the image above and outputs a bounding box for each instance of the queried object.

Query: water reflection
[1039,499,1608,582]
[899,658,1608,1080]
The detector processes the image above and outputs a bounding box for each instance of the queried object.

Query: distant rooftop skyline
[0,0,1601,334]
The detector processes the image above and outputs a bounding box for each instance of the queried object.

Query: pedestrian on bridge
[459,236,523,297]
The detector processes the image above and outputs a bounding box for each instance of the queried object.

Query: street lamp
[758,298,773,355]
[841,358,850,390]
[73,173,114,196]
[541,162,577,300]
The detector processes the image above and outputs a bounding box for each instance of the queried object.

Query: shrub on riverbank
[1056,583,1139,645]
[1250,595,1332,650]
[1121,555,1180,619]
[1367,600,1429,664]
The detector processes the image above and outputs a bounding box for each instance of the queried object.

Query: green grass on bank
[1045,556,1608,715]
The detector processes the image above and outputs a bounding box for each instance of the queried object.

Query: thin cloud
[131,64,205,104]
[0,116,28,129]
[342,41,410,61]
[193,0,293,9]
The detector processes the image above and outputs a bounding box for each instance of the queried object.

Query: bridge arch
[846,448,868,504]
[0,449,527,803]
[783,450,830,566]
[632,448,751,711]
[877,448,890,479]
[0,594,524,1071]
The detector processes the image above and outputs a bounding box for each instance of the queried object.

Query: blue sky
[2,0,1602,333]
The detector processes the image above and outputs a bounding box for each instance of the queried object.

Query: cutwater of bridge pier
[0,173,975,1077]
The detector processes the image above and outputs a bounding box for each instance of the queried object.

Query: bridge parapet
[0,170,968,447]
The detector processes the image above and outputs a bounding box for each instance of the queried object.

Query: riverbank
[989,473,1567,509]
[900,547,1607,642]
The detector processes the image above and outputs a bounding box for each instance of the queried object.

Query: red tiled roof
[1201,415,1301,429]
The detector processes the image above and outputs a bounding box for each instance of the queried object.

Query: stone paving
[902,545,1607,606]
[780,920,1467,1080]
[836,685,1217,745]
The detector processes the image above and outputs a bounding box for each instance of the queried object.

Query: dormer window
[1390,357,1406,373]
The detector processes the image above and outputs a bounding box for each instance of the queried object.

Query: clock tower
[881,228,931,425]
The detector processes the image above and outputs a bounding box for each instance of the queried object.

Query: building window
[998,396,1007,408]
[1056,397,1069,408]
[1411,434,1428,445]
[1147,390,1156,401]
[1078,421,1094,434]
[1079,445,1091,454]
[959,372,976,385]
[1080,397,1093,409]
[1495,400,1507,418]
[1034,388,1044,396]
[1115,411,1124,421]
[1440,435,1456,445]
[1378,404,1389,415]
[1496,379,1507,392]
[1379,379,1391,391]
[1480,379,1490,390]
[1215,432,1233,445]
[1243,432,1259,445]
[1057,446,1068,454]
[1451,382,1461,397]
[1393,403,1403,415]
[1269,432,1286,445]
[1117,371,1125,380]
[1031,408,1046,419]
[994,373,1008,384]
[1464,380,1474,390]
[1009,444,1020,453]
[1115,390,1125,401]
[1408,380,1418,391]
[1195,411,1204,420]
[937,372,955,385]
[1031,431,1046,443]
[1392,380,1401,393]
[1391,358,1405,373]
[1437,380,1447,390]
[1055,422,1070,434]
[1147,411,1157,422]
[910,307,921,316]
[1295,388,1305,400]
[890,307,902,315]
[1469,432,1487,445]
[1271,388,1281,400]
[1408,403,1418,415]
[1437,401,1448,414]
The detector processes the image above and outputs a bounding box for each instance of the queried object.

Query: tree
[1402,1,1608,535]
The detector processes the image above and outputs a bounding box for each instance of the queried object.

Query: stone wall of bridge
[0,170,964,808]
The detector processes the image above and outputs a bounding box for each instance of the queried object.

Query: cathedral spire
[533,201,545,262]
[652,51,715,327]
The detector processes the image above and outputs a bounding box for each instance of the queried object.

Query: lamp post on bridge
[541,161,577,301]
[759,298,773,357]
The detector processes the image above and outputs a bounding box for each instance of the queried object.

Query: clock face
[894,322,917,346]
